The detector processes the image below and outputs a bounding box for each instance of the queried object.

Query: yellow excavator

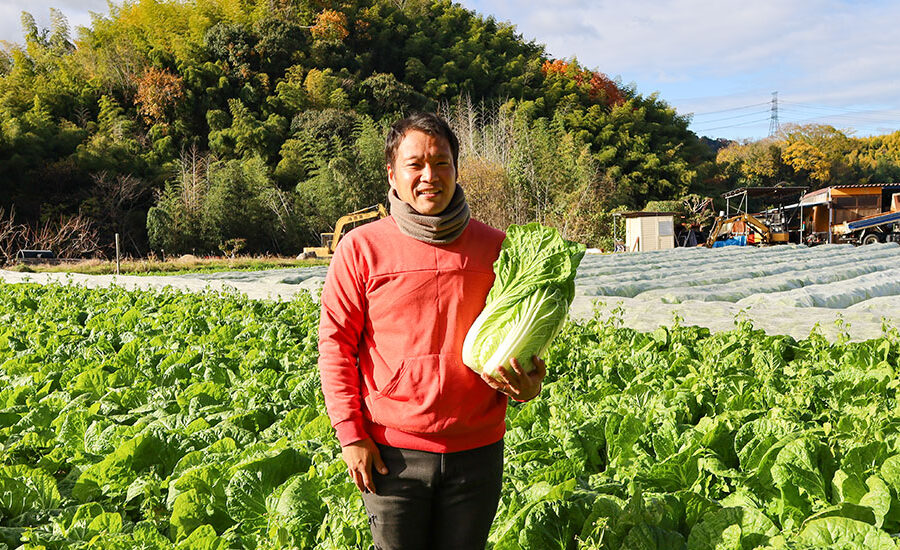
[705,213,790,247]
[302,204,388,258]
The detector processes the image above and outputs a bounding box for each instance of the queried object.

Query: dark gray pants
[361,439,504,550]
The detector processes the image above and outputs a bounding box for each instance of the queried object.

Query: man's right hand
[341,438,389,494]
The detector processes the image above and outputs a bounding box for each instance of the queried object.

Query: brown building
[799,183,900,243]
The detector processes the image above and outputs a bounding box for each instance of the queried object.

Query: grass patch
[3,255,329,275]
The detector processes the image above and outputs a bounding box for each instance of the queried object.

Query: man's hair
[384,112,459,172]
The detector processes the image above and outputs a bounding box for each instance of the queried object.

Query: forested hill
[0,0,717,258]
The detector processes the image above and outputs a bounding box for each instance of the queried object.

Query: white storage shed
[622,211,676,252]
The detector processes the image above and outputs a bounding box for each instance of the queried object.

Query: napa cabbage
[462,223,585,379]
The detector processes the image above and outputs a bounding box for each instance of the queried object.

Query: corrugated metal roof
[799,187,829,206]
[829,183,900,189]
[800,195,829,206]
[800,183,900,205]
[619,211,677,218]
[721,186,808,199]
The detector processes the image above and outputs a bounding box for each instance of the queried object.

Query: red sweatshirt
[317,216,506,453]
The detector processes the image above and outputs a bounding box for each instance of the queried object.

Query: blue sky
[2,0,899,141]
[458,0,900,141]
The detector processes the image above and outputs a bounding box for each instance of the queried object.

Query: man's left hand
[481,356,546,402]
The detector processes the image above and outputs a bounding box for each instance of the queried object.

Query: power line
[695,113,899,135]
[778,105,900,126]
[688,109,770,125]
[779,105,895,121]
[781,101,899,116]
[780,115,900,129]
[777,111,900,129]
[689,102,771,116]
[693,118,772,133]
[688,94,900,136]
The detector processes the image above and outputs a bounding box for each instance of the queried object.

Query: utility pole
[768,91,780,137]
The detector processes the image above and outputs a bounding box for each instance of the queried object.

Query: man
[318,112,546,549]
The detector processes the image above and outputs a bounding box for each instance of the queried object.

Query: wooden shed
[799,183,900,243]
[622,211,677,252]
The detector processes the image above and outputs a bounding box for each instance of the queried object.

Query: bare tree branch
[0,207,27,265]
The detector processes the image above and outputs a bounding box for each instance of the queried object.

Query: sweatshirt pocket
[368,353,501,435]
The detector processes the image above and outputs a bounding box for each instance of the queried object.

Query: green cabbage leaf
[462,223,585,378]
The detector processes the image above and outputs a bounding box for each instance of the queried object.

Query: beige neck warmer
[388,185,471,244]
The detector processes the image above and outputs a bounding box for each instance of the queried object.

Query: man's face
[387,129,457,215]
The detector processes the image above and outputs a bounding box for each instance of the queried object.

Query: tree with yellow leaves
[779,124,851,185]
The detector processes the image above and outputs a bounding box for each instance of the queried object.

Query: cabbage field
[3,279,900,549]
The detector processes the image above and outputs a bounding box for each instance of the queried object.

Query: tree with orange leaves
[541,58,623,106]
[134,67,184,126]
[310,9,349,42]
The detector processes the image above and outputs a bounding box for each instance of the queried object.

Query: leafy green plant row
[0,283,361,550]
[510,314,900,549]
[2,283,900,549]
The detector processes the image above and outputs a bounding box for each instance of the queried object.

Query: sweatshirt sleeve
[317,238,369,446]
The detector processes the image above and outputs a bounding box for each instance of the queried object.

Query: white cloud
[1,0,897,138]
[463,0,900,137]
[469,0,898,79]
[509,1,799,72]
[0,3,25,44]
[0,1,111,44]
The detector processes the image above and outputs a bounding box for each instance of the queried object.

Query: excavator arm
[743,214,774,241]
[303,204,388,258]
[329,204,388,252]
[705,213,777,247]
